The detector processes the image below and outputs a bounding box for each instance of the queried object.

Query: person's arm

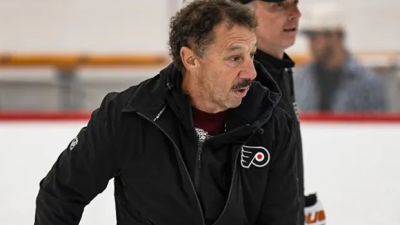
[256,114,301,225]
[35,93,122,225]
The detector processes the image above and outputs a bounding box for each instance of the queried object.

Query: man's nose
[241,58,257,80]
[289,4,302,20]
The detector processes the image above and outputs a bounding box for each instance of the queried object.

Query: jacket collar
[121,64,176,118]
[255,50,295,70]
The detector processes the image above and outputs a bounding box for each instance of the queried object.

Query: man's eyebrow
[226,45,245,52]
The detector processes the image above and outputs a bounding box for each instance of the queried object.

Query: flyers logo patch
[241,145,270,169]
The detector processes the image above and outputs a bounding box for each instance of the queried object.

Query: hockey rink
[0,119,399,225]
[1,0,400,224]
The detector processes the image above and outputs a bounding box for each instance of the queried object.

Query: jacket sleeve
[256,113,301,225]
[35,93,122,225]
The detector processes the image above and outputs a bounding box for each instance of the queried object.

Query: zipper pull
[195,128,208,143]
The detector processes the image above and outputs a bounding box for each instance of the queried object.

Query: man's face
[252,0,301,56]
[308,31,338,63]
[192,23,257,112]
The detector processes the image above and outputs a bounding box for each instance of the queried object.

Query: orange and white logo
[305,210,326,225]
[304,198,326,225]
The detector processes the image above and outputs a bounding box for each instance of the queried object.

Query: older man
[35,1,300,224]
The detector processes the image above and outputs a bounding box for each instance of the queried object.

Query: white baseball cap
[301,2,345,34]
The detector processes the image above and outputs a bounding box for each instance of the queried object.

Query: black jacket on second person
[35,63,301,225]
[255,50,305,225]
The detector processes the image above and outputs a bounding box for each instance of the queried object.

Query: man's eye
[277,3,284,8]
[230,56,242,62]
[271,2,287,11]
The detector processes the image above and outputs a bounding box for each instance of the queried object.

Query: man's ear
[180,46,198,71]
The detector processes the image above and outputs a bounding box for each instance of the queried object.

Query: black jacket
[254,50,305,225]
[35,63,301,225]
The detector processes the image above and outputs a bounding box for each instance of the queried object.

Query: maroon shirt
[192,107,229,136]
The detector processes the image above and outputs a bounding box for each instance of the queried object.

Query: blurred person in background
[294,3,387,113]
[35,1,302,225]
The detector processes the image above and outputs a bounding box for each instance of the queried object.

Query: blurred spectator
[294,3,387,113]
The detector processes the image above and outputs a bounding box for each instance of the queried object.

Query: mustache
[232,79,253,90]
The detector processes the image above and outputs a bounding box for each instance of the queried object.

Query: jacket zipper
[212,144,241,225]
[136,111,206,225]
[194,128,208,191]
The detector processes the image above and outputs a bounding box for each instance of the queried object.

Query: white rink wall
[0,121,399,225]
[0,0,400,53]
